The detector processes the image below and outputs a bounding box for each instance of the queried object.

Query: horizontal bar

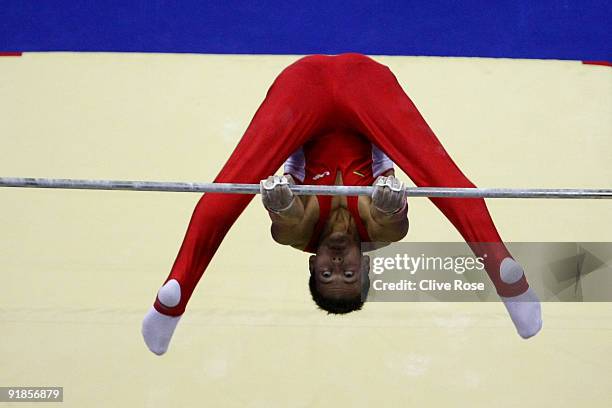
[1,177,611,199]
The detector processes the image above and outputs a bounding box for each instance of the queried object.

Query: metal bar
[1,177,611,199]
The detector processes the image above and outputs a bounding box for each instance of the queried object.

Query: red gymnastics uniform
[154,53,529,317]
[284,130,391,253]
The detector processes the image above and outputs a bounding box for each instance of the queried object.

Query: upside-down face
[309,232,370,313]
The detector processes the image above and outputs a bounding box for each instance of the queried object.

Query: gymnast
[142,53,542,355]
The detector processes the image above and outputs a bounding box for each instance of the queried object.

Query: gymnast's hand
[260,175,296,214]
[372,175,407,215]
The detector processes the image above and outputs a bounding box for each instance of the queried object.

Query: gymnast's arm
[269,200,310,246]
[263,148,311,246]
[261,174,311,247]
[365,171,410,242]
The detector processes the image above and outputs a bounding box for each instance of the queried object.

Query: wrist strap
[376,199,407,215]
[266,195,296,214]
[391,199,408,215]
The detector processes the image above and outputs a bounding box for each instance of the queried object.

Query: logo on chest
[312,170,331,181]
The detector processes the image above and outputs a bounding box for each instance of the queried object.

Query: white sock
[502,288,543,339]
[142,308,181,355]
[141,279,182,355]
[499,258,543,339]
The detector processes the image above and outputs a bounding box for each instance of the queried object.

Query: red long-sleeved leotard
[154,53,529,316]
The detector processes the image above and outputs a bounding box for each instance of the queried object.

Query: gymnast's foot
[499,258,542,339]
[141,279,182,355]
[502,288,542,338]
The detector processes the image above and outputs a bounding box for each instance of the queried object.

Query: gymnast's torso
[283,129,395,252]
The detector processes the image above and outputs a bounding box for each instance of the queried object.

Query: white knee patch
[157,279,181,307]
[500,258,524,284]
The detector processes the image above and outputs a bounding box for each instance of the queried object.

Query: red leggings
[154,53,528,316]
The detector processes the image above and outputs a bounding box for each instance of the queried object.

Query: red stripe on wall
[582,61,612,67]
[0,52,22,56]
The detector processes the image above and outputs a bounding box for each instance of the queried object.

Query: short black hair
[309,271,371,315]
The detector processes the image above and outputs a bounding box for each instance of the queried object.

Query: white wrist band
[266,195,296,214]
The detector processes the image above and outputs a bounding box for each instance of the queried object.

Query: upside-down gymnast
[142,53,542,355]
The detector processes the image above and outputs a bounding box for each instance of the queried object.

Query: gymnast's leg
[335,53,541,338]
[142,56,335,354]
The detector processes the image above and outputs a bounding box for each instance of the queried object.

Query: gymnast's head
[308,231,371,314]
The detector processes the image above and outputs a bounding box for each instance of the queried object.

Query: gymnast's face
[309,232,366,299]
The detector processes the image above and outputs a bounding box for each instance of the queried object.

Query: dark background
[1,0,610,60]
